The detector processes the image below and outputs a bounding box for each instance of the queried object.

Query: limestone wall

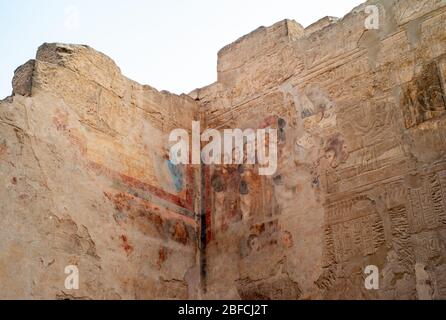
[1,0,446,300]
[195,0,446,299]
[0,43,201,299]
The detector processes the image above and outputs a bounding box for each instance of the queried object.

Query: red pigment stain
[105,188,196,244]
[120,235,134,255]
[0,142,7,157]
[171,221,189,245]
[104,191,136,213]
[52,123,195,212]
[88,161,193,211]
[11,177,17,185]
[259,115,278,129]
[148,213,164,234]
[67,131,87,156]
[52,110,68,131]
[157,246,169,268]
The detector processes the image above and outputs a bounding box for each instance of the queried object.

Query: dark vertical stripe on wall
[200,161,207,293]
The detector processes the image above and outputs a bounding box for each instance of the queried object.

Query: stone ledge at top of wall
[12,59,36,97]
[8,42,197,107]
[8,43,125,100]
[214,0,371,75]
[216,19,304,73]
[304,16,339,36]
[36,43,121,88]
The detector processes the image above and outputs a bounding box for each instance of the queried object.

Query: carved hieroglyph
[195,0,446,300]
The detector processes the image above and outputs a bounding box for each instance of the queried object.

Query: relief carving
[324,195,385,263]
[401,62,446,128]
[408,170,446,233]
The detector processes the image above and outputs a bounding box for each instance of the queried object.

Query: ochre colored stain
[157,246,169,269]
[19,194,28,200]
[67,130,87,156]
[146,211,164,234]
[251,223,266,234]
[104,189,195,245]
[104,192,133,212]
[57,124,196,213]
[0,142,7,158]
[171,221,188,245]
[281,231,294,248]
[52,109,69,131]
[120,235,134,255]
[89,161,194,211]
[259,115,278,129]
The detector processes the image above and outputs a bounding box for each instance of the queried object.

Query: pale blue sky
[0,0,364,98]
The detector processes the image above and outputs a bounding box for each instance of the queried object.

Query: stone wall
[1,0,446,300]
[0,43,201,299]
[194,0,446,299]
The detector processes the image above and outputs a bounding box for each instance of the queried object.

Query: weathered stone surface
[1,0,446,300]
[12,59,35,97]
[0,43,200,299]
[196,0,446,300]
